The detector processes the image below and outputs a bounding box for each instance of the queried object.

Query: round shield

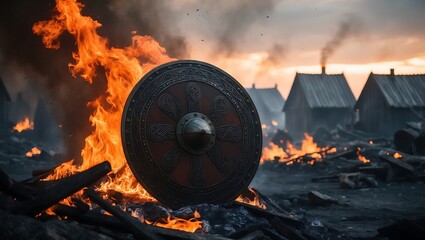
[121,60,262,208]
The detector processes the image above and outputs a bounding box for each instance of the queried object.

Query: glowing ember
[26,147,42,157]
[393,152,403,159]
[271,120,278,126]
[145,211,203,233]
[13,117,34,132]
[356,147,370,163]
[260,133,333,165]
[31,0,205,231]
[235,188,266,209]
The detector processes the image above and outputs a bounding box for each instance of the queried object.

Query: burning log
[378,150,415,175]
[85,188,161,240]
[10,161,111,216]
[235,188,302,225]
[85,188,229,240]
[52,204,127,232]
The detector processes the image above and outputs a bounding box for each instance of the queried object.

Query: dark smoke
[320,16,362,66]
[0,0,187,160]
[203,0,279,56]
[264,43,287,66]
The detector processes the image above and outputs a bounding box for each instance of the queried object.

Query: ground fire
[12,117,34,133]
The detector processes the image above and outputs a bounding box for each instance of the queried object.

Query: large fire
[260,133,336,165]
[32,0,202,232]
[12,117,34,132]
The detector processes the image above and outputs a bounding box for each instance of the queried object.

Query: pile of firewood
[0,160,346,240]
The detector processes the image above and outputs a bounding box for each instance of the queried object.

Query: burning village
[0,0,425,239]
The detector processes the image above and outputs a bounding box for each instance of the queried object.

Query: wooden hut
[284,68,355,139]
[354,69,425,136]
[245,84,286,129]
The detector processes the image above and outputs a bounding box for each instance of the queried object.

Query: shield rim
[121,59,262,208]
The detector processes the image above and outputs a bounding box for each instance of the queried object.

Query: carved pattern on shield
[186,82,201,112]
[208,145,232,174]
[160,147,184,173]
[216,125,242,142]
[158,93,181,121]
[189,156,205,187]
[147,124,176,141]
[207,96,229,122]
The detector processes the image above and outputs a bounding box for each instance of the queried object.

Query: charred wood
[271,217,309,240]
[413,133,425,155]
[378,150,415,175]
[0,168,37,200]
[85,188,160,240]
[52,204,128,232]
[307,191,338,206]
[394,128,420,154]
[232,201,302,226]
[10,161,111,216]
[311,175,339,182]
[378,219,425,240]
[236,230,270,240]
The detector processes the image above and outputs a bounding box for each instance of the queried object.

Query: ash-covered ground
[252,162,425,239]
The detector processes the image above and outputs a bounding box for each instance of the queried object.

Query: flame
[145,211,203,233]
[13,117,34,132]
[393,152,403,159]
[271,120,278,126]
[33,0,174,202]
[260,133,332,165]
[356,147,370,163]
[26,147,42,157]
[235,188,266,209]
[30,0,212,230]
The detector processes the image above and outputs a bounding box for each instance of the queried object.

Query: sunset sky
[1,0,425,100]
[169,0,425,98]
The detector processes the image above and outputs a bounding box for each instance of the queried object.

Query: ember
[357,147,371,163]
[12,117,34,132]
[25,147,41,157]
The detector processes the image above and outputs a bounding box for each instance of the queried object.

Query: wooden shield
[121,60,262,208]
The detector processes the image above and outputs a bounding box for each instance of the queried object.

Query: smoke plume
[201,0,279,56]
[320,16,361,66]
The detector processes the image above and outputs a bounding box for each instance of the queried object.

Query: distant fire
[26,147,42,157]
[235,188,266,209]
[393,152,403,159]
[13,117,34,132]
[260,133,335,165]
[356,147,370,163]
